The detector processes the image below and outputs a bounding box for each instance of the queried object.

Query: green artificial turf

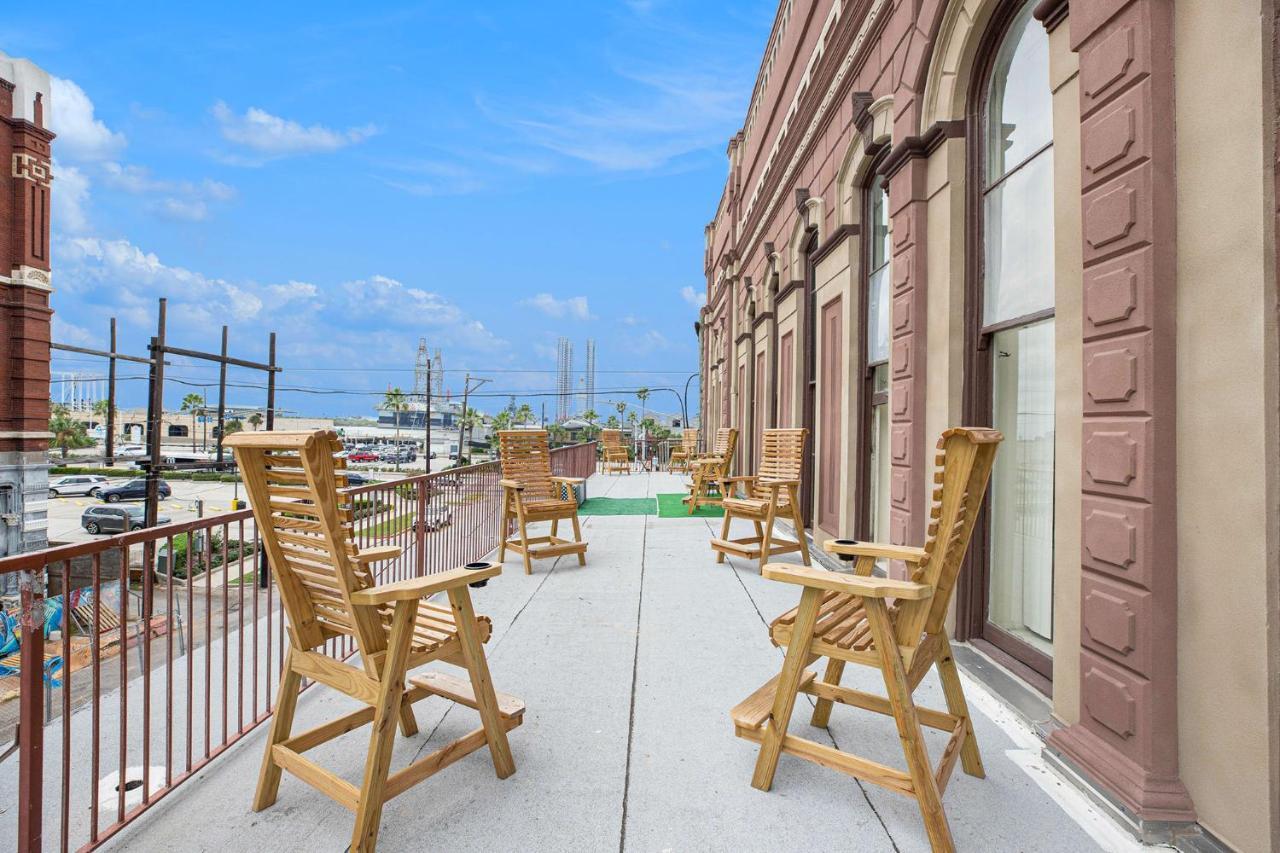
[576,497,657,516]
[656,492,724,518]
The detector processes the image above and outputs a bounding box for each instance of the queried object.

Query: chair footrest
[730,669,817,732]
[710,537,803,559]
[410,670,526,720]
[505,536,588,558]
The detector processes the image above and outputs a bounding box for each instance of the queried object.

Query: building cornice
[810,223,860,265]
[1032,0,1069,33]
[777,278,805,303]
[879,120,964,181]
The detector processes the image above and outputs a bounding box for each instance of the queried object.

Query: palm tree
[459,409,481,458]
[515,403,534,426]
[635,387,651,453]
[180,393,204,452]
[605,415,620,429]
[581,408,599,440]
[491,409,512,433]
[247,412,263,431]
[614,401,627,424]
[223,419,244,437]
[50,405,93,460]
[383,387,409,470]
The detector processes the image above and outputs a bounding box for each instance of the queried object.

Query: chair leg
[716,509,732,564]
[514,500,534,575]
[253,647,302,811]
[752,586,822,791]
[787,486,810,566]
[759,503,776,571]
[866,601,955,853]
[397,700,419,737]
[810,658,845,728]
[351,601,416,852]
[550,518,559,539]
[448,586,517,778]
[570,513,586,566]
[497,495,511,562]
[935,634,984,779]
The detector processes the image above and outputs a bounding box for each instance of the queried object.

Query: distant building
[0,52,53,579]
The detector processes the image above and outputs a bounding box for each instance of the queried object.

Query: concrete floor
[95,471,1131,852]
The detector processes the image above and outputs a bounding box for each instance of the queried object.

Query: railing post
[17,567,45,853]
[415,478,428,577]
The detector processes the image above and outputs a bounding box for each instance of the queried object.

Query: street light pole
[457,374,489,464]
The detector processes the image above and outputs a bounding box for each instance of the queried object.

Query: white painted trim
[0,431,53,439]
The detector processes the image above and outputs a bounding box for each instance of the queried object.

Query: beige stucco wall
[1173,2,1277,850]
[1046,17,1082,728]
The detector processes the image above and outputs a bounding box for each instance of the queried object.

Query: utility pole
[422,359,431,471]
[456,374,489,464]
[106,318,117,464]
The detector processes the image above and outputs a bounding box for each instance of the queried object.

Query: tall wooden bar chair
[683,427,737,514]
[731,428,1002,853]
[711,428,808,570]
[497,429,588,574]
[668,428,699,472]
[225,430,523,852]
[600,428,630,475]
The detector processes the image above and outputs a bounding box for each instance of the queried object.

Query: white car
[115,444,146,456]
[48,474,108,498]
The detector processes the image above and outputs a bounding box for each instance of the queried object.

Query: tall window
[976,0,1056,669]
[863,173,891,545]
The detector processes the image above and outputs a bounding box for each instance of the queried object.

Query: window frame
[856,160,892,541]
[957,0,1056,693]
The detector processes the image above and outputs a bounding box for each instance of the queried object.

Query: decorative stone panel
[1082,163,1152,264]
[1081,78,1151,191]
[1082,495,1152,585]
[1083,333,1151,415]
[1083,249,1150,340]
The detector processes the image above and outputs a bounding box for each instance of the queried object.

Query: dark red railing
[0,442,594,852]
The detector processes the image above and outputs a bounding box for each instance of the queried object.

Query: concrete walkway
[104,471,1130,852]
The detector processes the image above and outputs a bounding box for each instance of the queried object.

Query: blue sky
[14,1,774,419]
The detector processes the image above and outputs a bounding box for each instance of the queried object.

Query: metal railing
[0,442,595,852]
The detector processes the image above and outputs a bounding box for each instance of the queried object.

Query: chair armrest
[499,479,525,491]
[550,476,585,485]
[350,562,502,605]
[761,563,933,600]
[822,539,928,563]
[721,475,756,484]
[760,478,800,488]
[350,545,402,565]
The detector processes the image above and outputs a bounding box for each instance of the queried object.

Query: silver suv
[49,475,108,498]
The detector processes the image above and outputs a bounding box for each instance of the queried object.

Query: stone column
[1047,0,1195,829]
[0,54,54,581]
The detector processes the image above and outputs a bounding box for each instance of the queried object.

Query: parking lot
[46,478,250,545]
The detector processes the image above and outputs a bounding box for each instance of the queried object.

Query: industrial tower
[556,337,573,423]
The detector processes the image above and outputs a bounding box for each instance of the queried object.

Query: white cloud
[51,161,91,234]
[521,293,592,320]
[680,285,704,308]
[212,101,378,156]
[48,77,126,161]
[101,162,236,222]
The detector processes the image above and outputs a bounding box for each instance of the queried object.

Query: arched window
[967,0,1056,679]
[860,172,892,545]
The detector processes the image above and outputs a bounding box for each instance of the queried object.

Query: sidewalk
[101,470,1127,852]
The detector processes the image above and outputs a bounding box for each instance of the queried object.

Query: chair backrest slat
[498,430,558,501]
[601,429,625,451]
[894,427,1001,646]
[227,430,387,656]
[752,428,806,499]
[681,429,699,453]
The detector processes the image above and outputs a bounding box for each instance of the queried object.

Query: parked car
[347,450,378,463]
[81,505,171,535]
[342,472,371,487]
[48,475,108,498]
[115,444,146,456]
[98,478,172,503]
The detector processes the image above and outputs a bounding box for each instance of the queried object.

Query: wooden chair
[225,430,523,852]
[711,428,809,570]
[683,427,737,514]
[600,428,630,475]
[731,428,1001,853]
[668,428,699,473]
[497,430,588,574]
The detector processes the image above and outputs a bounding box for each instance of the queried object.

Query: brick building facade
[699,1,1279,849]
[0,53,53,573]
